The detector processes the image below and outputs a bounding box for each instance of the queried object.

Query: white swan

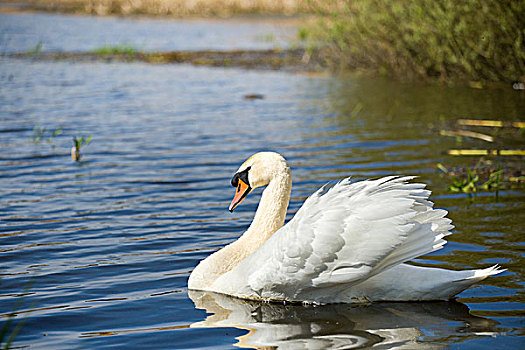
[188,152,504,304]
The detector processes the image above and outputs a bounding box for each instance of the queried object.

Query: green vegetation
[257,33,275,43]
[31,125,62,145]
[0,282,33,350]
[27,42,43,55]
[15,49,312,71]
[89,44,138,57]
[305,0,525,83]
[436,117,524,194]
[72,135,92,162]
[31,125,46,144]
[31,125,94,163]
[0,303,25,350]
[437,163,503,193]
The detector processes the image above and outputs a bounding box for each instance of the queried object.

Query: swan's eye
[231,174,239,187]
[231,166,251,188]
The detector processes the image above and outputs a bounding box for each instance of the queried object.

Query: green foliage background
[306,0,525,83]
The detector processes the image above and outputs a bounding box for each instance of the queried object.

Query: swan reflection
[189,290,497,349]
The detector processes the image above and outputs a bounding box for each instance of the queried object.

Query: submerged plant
[0,282,33,350]
[71,135,92,162]
[0,303,25,349]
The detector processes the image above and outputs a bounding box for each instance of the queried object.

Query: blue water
[1,12,524,349]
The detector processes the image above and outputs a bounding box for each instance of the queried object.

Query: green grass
[89,44,138,57]
[304,0,525,84]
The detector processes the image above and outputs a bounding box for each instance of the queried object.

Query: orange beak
[229,179,251,212]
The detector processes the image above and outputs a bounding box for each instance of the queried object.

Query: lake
[0,11,524,349]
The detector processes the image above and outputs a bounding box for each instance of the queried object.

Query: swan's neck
[242,171,292,246]
[188,169,291,290]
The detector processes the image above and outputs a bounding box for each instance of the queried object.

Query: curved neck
[243,171,292,245]
[188,167,291,290]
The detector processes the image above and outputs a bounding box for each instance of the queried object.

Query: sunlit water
[1,12,524,349]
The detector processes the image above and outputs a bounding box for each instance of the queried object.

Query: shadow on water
[189,290,498,349]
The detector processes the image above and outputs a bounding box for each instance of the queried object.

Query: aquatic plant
[257,33,275,43]
[49,126,63,143]
[89,44,138,57]
[71,135,92,162]
[0,304,25,350]
[0,282,33,350]
[437,162,503,193]
[31,125,46,145]
[27,41,43,56]
[304,0,524,84]
[31,125,62,145]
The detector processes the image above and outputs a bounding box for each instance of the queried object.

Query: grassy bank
[12,47,325,71]
[2,0,307,16]
[305,0,525,84]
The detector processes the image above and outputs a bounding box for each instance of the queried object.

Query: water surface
[1,12,524,350]
[0,12,297,54]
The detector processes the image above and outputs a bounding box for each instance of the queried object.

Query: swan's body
[188,152,504,304]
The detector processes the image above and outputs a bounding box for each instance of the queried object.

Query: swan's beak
[229,179,251,212]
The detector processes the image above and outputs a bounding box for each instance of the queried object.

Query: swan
[188,152,504,304]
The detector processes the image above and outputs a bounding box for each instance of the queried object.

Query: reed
[71,135,92,162]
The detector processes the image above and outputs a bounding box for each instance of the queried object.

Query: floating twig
[457,119,525,128]
[448,149,525,156]
[440,129,494,142]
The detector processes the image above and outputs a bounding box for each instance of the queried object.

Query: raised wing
[213,176,453,302]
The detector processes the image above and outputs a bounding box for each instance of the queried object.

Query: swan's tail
[462,264,506,282]
[351,264,506,302]
[446,264,506,298]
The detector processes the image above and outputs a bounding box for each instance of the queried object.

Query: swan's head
[229,152,289,212]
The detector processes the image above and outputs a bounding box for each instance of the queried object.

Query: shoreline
[5,48,519,91]
[2,1,523,86]
[7,48,327,72]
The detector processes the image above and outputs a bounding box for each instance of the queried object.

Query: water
[0,12,297,54]
[1,12,524,349]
